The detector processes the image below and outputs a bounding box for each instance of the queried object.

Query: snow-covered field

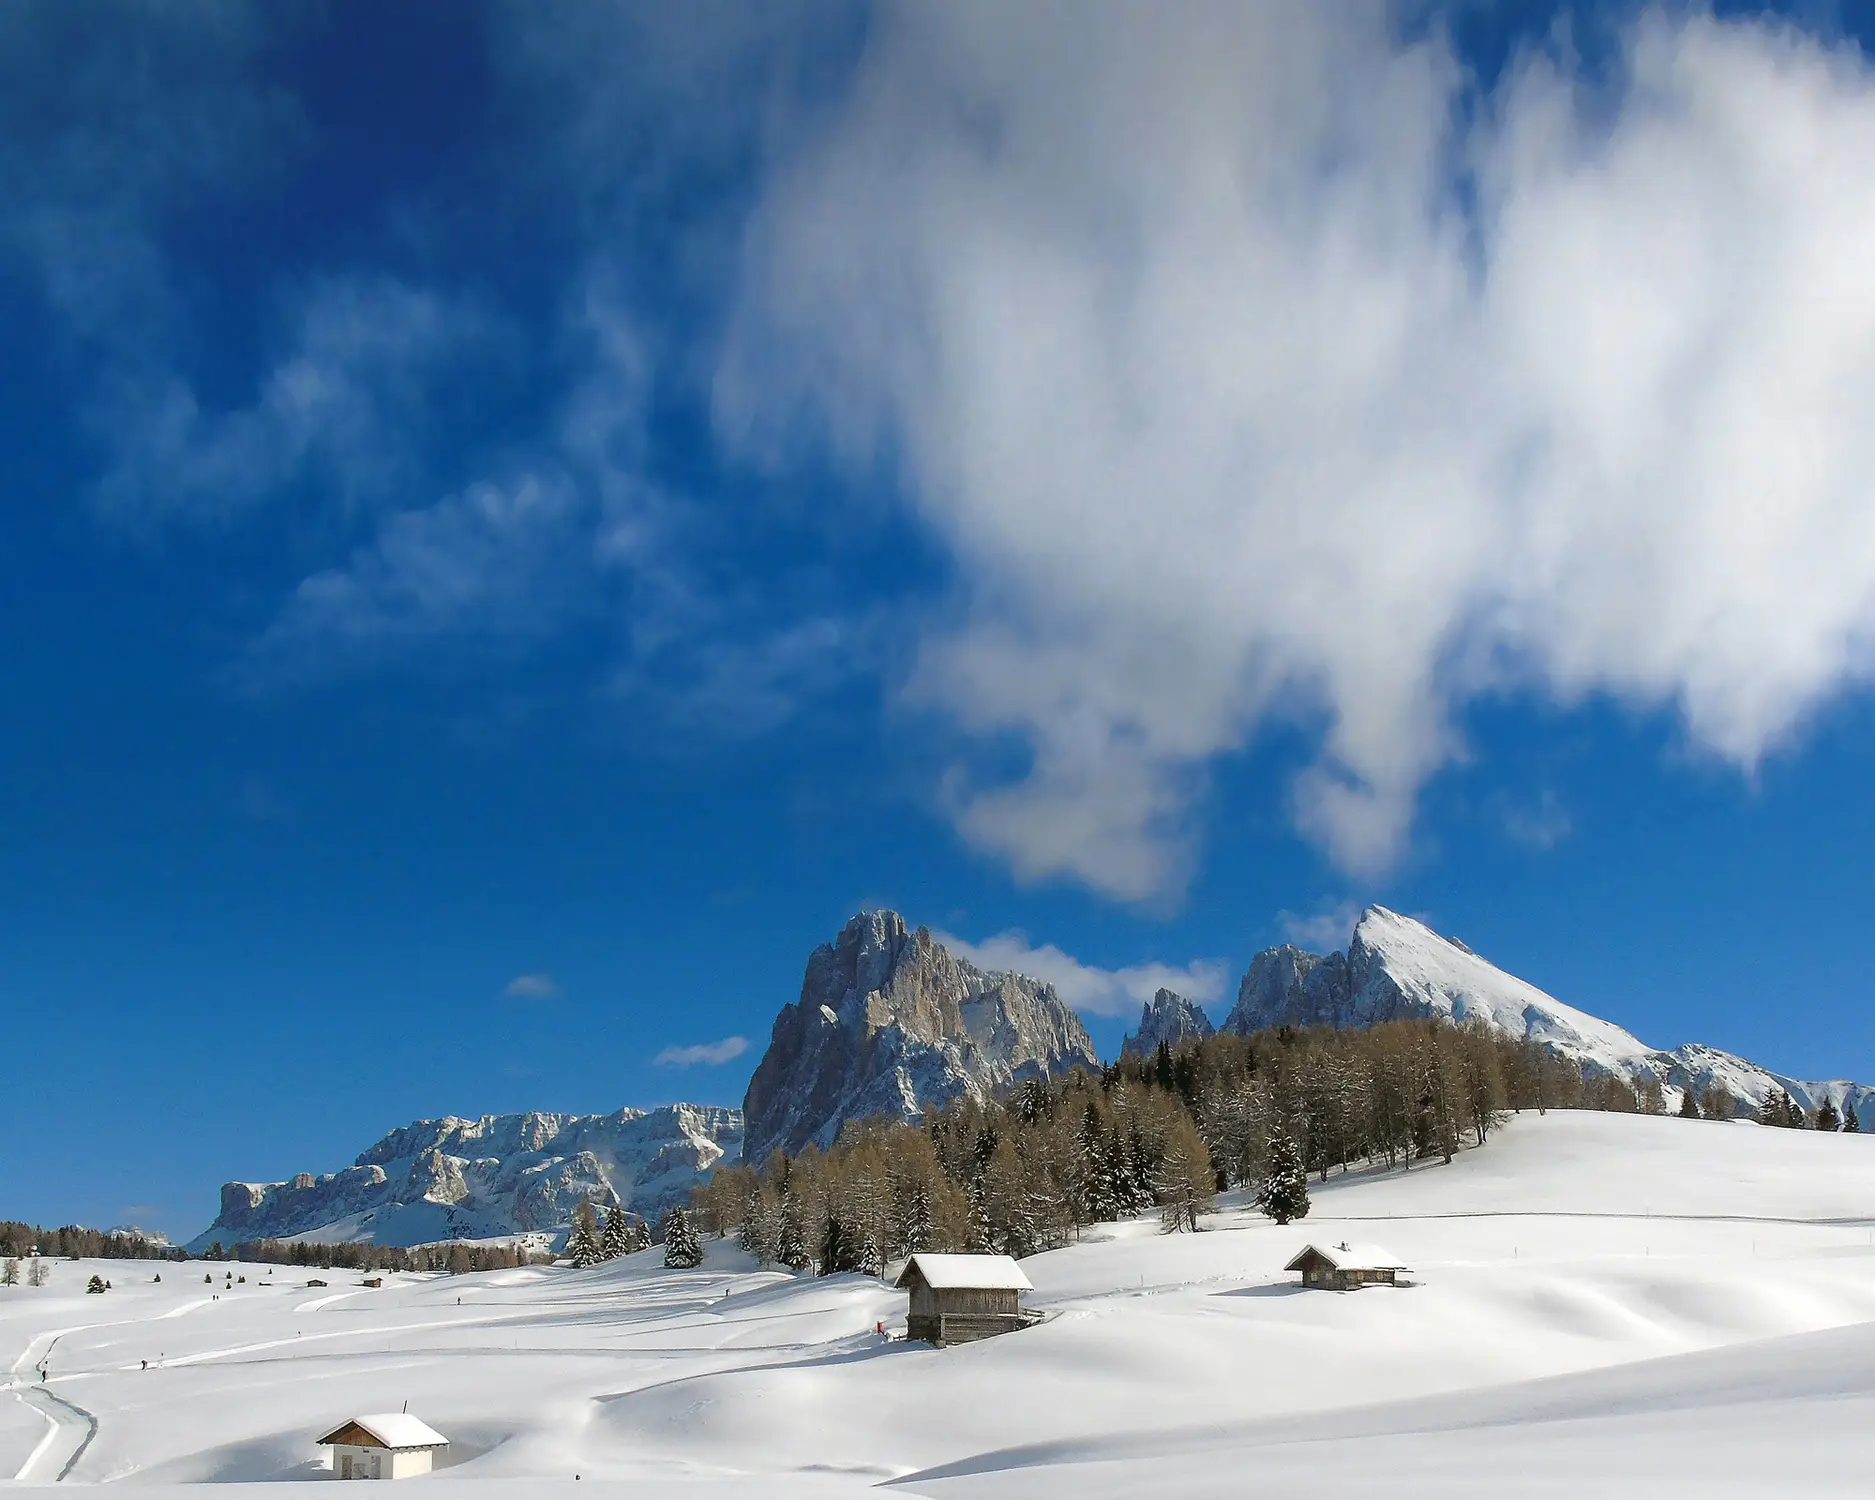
[6,1111,1875,1497]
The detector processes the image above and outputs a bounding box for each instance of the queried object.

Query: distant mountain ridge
[741,910,1100,1162]
[188,1104,740,1252]
[1225,905,1873,1120]
[1121,988,1215,1058]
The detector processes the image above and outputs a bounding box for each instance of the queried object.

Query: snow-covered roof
[1285,1241,1408,1273]
[894,1253,1033,1291]
[317,1414,450,1450]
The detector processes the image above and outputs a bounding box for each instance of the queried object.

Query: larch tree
[1154,1110,1216,1233]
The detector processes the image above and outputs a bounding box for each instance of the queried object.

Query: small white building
[1284,1241,1409,1291]
[316,1414,450,1480]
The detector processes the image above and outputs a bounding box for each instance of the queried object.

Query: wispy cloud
[936,929,1227,1019]
[504,973,559,1000]
[653,1035,750,1068]
[244,473,596,682]
[1499,789,1574,851]
[1276,902,1362,954]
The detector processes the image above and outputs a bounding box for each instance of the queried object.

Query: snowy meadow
[5,1112,1874,1498]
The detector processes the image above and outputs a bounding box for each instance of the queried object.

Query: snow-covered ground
[5,1111,1875,1497]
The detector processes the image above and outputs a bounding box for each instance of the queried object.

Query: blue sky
[10,0,1875,1242]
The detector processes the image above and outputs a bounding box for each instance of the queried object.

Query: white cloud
[504,973,559,1000]
[1276,902,1361,954]
[654,1035,751,1068]
[722,3,1875,898]
[936,929,1227,1019]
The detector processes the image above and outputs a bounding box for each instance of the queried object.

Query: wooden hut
[894,1253,1033,1344]
[316,1414,449,1480]
[1284,1241,1408,1291]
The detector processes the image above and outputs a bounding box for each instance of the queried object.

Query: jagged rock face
[1120,988,1216,1057]
[742,910,1100,1162]
[1224,905,1875,1120]
[189,1104,741,1252]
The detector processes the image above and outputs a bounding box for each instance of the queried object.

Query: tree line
[206,1237,550,1274]
[0,1221,180,1261]
[690,1016,1828,1272]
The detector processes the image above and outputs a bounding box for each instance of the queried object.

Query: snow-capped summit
[741,910,1099,1162]
[1225,905,1872,1119]
[1120,988,1216,1058]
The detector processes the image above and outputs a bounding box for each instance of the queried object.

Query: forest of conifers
[691,1016,1744,1271]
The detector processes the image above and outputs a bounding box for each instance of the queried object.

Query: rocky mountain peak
[1223,904,1873,1122]
[741,910,1100,1162]
[1120,988,1216,1057]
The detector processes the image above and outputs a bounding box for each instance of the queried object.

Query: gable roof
[1284,1241,1408,1273]
[893,1252,1033,1291]
[316,1414,450,1450]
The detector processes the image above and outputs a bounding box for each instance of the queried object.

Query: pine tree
[27,1259,48,1288]
[1815,1097,1842,1133]
[1257,1121,1310,1225]
[820,1214,851,1275]
[86,1274,107,1294]
[1677,1087,1700,1119]
[662,1208,704,1269]
[600,1204,631,1261]
[775,1206,811,1271]
[565,1202,603,1268]
[1,1258,17,1286]
[1845,1101,1861,1134]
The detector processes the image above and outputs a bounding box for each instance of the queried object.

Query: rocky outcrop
[742,910,1100,1162]
[188,1103,741,1251]
[1120,988,1216,1057]
[1224,905,1875,1120]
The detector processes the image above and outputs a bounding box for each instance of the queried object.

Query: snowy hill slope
[186,1103,740,1252]
[1226,904,1875,1120]
[8,1111,1875,1498]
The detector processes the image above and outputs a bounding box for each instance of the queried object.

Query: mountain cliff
[741,910,1100,1162]
[1224,905,1874,1119]
[188,1103,741,1251]
[1120,988,1216,1058]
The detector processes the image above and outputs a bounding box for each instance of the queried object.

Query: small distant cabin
[894,1253,1034,1345]
[317,1415,449,1480]
[1285,1242,1408,1291]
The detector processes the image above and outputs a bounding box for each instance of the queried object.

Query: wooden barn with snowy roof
[894,1253,1034,1344]
[1285,1241,1409,1291]
[316,1414,449,1480]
